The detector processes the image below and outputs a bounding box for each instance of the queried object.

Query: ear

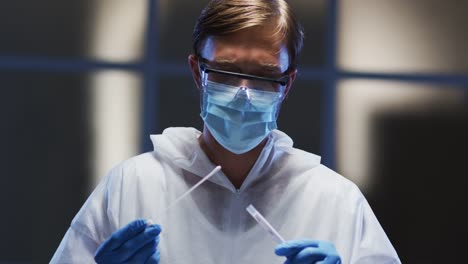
[188,54,202,91]
[283,68,297,98]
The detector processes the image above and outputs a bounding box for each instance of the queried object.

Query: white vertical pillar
[87,0,146,189]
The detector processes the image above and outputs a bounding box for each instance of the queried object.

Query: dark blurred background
[0,0,466,263]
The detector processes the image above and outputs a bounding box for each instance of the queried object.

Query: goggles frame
[198,57,291,90]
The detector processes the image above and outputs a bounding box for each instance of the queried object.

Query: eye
[248,79,280,92]
[207,71,240,87]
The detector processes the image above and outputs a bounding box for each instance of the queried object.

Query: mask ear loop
[201,73,208,89]
[198,60,209,88]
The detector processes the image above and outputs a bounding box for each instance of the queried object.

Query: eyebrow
[211,59,283,74]
[258,63,283,73]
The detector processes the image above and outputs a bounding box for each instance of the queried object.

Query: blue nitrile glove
[94,219,162,264]
[275,239,341,264]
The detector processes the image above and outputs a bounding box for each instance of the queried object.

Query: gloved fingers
[105,219,148,250]
[317,255,341,264]
[124,237,158,263]
[145,250,161,264]
[95,219,148,262]
[275,239,320,257]
[116,224,161,261]
[288,247,327,264]
[94,250,117,263]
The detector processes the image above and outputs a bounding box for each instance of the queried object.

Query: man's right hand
[94,219,161,264]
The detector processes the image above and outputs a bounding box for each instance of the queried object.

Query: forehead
[200,25,290,73]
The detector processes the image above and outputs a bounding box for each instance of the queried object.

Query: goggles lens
[199,61,289,93]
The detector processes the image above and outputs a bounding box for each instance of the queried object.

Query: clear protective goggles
[198,58,290,94]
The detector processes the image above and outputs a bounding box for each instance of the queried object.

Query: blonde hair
[192,0,304,68]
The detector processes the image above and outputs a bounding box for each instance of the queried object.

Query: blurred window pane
[0,71,91,262]
[0,0,147,62]
[289,0,327,67]
[337,80,468,263]
[158,0,327,67]
[157,76,204,133]
[338,0,468,74]
[337,80,467,189]
[278,80,323,154]
[157,0,210,62]
[0,70,142,263]
[89,71,143,186]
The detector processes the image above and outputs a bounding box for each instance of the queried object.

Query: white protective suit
[51,127,400,264]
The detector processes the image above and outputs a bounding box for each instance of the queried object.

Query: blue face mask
[200,80,284,154]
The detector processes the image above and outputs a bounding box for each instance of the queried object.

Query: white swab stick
[246,204,285,243]
[164,165,222,212]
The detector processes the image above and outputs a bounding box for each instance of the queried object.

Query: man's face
[191,23,295,95]
[188,24,296,153]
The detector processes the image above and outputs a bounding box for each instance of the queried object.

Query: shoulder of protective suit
[315,164,360,188]
[283,147,321,164]
[312,164,365,203]
[100,151,168,188]
[278,146,364,201]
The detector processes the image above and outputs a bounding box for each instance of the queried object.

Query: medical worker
[51,0,401,263]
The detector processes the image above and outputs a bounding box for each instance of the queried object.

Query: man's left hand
[275,239,341,264]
